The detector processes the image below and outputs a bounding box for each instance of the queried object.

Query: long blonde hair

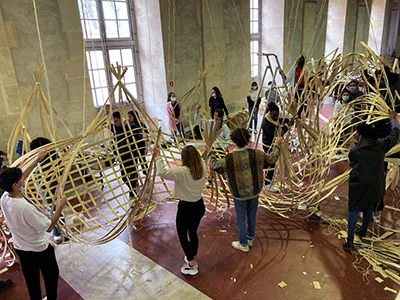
[181,145,203,180]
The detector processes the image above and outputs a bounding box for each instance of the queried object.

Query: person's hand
[153,146,160,157]
[208,106,211,111]
[389,110,398,120]
[288,118,295,126]
[227,115,230,120]
[59,196,68,208]
[275,137,283,145]
[204,145,211,152]
[36,150,48,163]
[197,103,201,112]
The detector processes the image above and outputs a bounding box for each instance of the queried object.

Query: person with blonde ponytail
[154,145,206,276]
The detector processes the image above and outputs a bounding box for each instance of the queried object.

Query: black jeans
[15,244,59,300]
[121,157,138,197]
[262,145,275,185]
[176,198,205,261]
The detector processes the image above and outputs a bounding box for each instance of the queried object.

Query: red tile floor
[1,100,400,299]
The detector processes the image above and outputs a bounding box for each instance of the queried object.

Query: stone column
[261,0,284,84]
[325,0,348,55]
[368,0,388,55]
[133,0,168,131]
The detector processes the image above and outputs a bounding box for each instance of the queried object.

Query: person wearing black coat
[261,103,294,190]
[209,86,229,119]
[343,110,400,252]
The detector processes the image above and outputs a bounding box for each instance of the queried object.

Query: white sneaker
[184,256,198,267]
[247,239,254,247]
[181,262,198,275]
[231,241,249,252]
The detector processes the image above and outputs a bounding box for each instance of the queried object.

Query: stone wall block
[57,0,82,31]
[63,58,86,80]
[0,47,17,86]
[66,30,84,58]
[4,21,18,48]
[4,85,22,113]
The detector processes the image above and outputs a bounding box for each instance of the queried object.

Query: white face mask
[211,93,216,97]
[171,97,176,102]
[342,95,349,101]
[18,185,24,192]
[252,86,257,90]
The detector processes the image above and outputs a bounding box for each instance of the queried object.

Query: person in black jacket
[261,103,294,191]
[209,86,229,119]
[111,111,141,198]
[247,82,261,132]
[343,110,399,252]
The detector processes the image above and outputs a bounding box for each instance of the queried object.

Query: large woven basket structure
[3,44,400,252]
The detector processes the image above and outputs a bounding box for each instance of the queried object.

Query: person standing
[111,111,140,198]
[208,128,282,252]
[0,158,68,300]
[343,110,399,252]
[127,110,149,174]
[167,92,184,142]
[208,86,229,119]
[247,82,261,132]
[261,103,294,192]
[154,145,206,275]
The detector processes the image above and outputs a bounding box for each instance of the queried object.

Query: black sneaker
[0,279,13,292]
[343,238,355,252]
[355,229,366,240]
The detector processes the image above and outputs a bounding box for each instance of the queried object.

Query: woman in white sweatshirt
[154,145,206,276]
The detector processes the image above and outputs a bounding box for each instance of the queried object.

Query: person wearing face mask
[0,161,69,300]
[208,86,229,120]
[195,104,232,153]
[167,92,185,143]
[347,80,364,100]
[247,82,261,133]
[261,102,294,192]
[334,89,354,154]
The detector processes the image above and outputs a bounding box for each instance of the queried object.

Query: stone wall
[0,0,95,156]
[159,0,251,129]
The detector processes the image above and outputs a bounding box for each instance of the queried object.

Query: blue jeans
[347,206,373,239]
[172,122,184,142]
[234,196,259,246]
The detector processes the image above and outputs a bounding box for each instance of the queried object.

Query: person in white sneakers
[0,154,68,300]
[208,128,282,252]
[154,145,206,275]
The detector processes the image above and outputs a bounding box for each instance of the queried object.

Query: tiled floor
[1,100,400,299]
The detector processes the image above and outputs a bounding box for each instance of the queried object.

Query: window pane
[251,65,259,78]
[81,0,98,19]
[96,88,109,106]
[85,20,101,39]
[105,20,118,38]
[109,49,122,65]
[88,51,105,69]
[251,9,258,22]
[251,21,258,34]
[92,70,107,87]
[251,0,258,9]
[115,2,128,19]
[121,49,133,66]
[117,20,130,38]
[103,2,117,19]
[125,68,135,84]
[126,83,137,99]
